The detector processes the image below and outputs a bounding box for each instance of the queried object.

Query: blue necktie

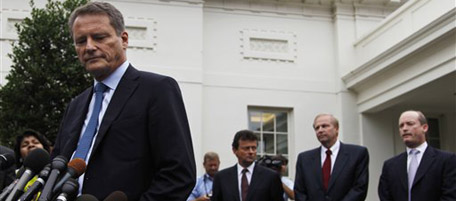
[73,83,108,160]
[408,149,419,201]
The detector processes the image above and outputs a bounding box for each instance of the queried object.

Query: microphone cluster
[0,149,127,201]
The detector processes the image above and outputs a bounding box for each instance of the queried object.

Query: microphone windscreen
[75,194,99,201]
[0,153,15,170]
[103,191,128,201]
[23,148,50,173]
[67,158,86,177]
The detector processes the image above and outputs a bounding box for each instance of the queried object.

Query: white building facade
[1,0,455,200]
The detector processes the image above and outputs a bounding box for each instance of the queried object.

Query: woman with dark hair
[14,129,51,167]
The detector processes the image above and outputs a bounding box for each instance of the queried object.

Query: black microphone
[103,191,128,201]
[5,148,50,201]
[0,167,25,200]
[0,154,15,170]
[52,158,86,194]
[55,178,78,201]
[17,164,51,201]
[37,156,68,201]
[75,194,99,201]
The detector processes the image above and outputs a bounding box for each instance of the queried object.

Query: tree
[0,0,91,147]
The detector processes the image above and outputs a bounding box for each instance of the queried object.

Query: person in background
[378,110,456,201]
[212,129,284,201]
[273,155,294,200]
[14,129,51,167]
[187,152,220,201]
[294,114,369,201]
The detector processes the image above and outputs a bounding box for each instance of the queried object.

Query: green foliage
[0,0,91,147]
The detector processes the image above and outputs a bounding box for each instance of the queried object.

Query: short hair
[203,152,219,163]
[313,113,339,129]
[14,129,52,166]
[68,2,125,36]
[231,130,257,149]
[401,110,428,125]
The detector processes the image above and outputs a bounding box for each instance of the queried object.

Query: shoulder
[297,147,319,159]
[128,65,177,85]
[215,165,236,178]
[383,152,406,167]
[428,146,456,160]
[341,143,368,152]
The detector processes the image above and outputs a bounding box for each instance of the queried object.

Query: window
[427,118,440,148]
[248,109,289,158]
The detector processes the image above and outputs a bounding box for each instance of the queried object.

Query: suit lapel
[312,148,324,188]
[328,143,348,191]
[64,88,93,159]
[397,152,408,190]
[90,66,140,158]
[413,146,436,186]
[229,165,241,201]
[247,164,262,201]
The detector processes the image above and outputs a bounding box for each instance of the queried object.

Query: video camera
[257,155,283,172]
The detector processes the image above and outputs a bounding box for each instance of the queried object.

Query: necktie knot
[94,83,108,93]
[242,168,249,174]
[326,149,332,155]
[409,149,419,155]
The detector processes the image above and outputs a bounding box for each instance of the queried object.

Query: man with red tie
[294,114,369,201]
[212,130,284,201]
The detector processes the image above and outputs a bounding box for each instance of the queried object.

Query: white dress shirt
[406,141,427,173]
[237,162,255,200]
[320,140,340,174]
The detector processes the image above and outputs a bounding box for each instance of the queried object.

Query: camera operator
[273,155,294,200]
[257,155,294,200]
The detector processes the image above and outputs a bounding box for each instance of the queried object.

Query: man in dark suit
[294,114,369,201]
[51,2,196,201]
[378,110,456,201]
[212,130,284,201]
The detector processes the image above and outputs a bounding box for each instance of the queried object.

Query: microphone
[37,156,68,201]
[5,148,50,201]
[0,167,25,200]
[103,191,128,201]
[52,158,86,194]
[55,178,78,201]
[17,164,51,201]
[75,194,99,201]
[0,154,15,170]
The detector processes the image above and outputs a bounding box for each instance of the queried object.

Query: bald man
[378,110,456,201]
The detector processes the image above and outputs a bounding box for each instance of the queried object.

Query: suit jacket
[52,65,196,201]
[212,163,284,201]
[294,143,369,201]
[378,145,456,201]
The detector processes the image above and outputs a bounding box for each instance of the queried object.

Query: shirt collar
[204,173,213,181]
[237,162,255,176]
[321,140,340,154]
[406,141,428,155]
[94,60,129,90]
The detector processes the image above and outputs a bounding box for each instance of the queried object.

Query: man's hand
[193,195,211,201]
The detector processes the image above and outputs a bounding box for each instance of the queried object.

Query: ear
[422,123,429,133]
[121,31,128,49]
